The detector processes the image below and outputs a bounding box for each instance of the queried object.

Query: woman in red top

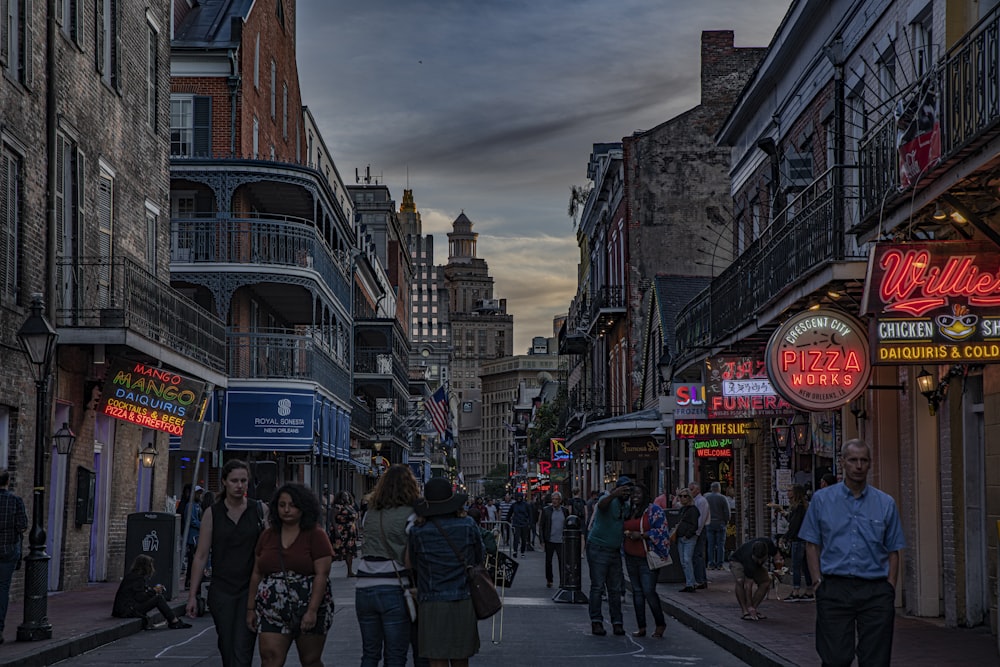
[248,483,334,667]
[622,485,667,638]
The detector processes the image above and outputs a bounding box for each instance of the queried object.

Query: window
[60,0,84,46]
[0,145,22,301]
[146,21,158,131]
[96,0,122,92]
[282,83,288,139]
[252,116,259,158]
[270,60,276,119]
[96,165,114,308]
[911,13,933,78]
[144,201,159,272]
[253,33,260,89]
[2,0,33,86]
[170,95,211,157]
[55,133,84,309]
[877,46,896,100]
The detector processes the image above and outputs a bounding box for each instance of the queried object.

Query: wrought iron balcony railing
[355,346,409,381]
[55,256,226,373]
[171,216,352,306]
[350,396,373,435]
[675,167,863,355]
[227,329,351,397]
[859,5,1000,223]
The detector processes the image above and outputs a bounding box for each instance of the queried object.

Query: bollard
[553,515,588,603]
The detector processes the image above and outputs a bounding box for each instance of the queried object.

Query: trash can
[657,508,686,584]
[125,512,181,600]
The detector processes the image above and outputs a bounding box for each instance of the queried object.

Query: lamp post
[16,294,58,642]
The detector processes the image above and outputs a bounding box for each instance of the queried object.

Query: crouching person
[113,555,192,629]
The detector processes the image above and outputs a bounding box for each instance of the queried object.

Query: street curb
[0,602,187,667]
[659,595,797,667]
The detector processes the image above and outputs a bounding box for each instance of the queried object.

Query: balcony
[55,256,226,374]
[568,387,626,420]
[355,347,408,380]
[350,396,373,436]
[171,216,352,306]
[586,285,626,336]
[859,6,1000,227]
[675,166,865,360]
[227,329,350,395]
[559,294,591,354]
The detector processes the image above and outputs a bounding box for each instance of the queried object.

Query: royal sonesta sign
[862,242,1000,363]
[765,309,871,411]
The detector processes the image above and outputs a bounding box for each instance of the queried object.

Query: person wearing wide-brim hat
[586,476,634,636]
[409,478,484,664]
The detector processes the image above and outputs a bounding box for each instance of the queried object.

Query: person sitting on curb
[113,555,192,629]
[730,537,782,621]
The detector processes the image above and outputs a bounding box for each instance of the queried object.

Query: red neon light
[696,448,732,458]
[538,461,551,475]
[878,249,1000,315]
[779,350,863,373]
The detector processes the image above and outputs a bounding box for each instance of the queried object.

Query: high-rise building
[443,212,513,483]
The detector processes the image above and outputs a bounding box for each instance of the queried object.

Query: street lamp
[53,423,76,456]
[139,444,158,469]
[16,294,58,641]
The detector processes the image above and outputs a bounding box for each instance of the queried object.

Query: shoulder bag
[379,514,418,622]
[641,513,671,570]
[431,519,502,620]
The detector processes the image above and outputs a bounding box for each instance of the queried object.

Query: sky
[296,0,791,353]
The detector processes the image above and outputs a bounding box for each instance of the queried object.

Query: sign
[550,438,571,462]
[286,455,311,465]
[674,384,707,419]
[98,359,205,436]
[223,389,314,450]
[485,551,519,588]
[765,309,871,411]
[897,77,940,189]
[862,242,1000,363]
[675,419,753,440]
[692,437,734,458]
[609,438,658,460]
[705,354,794,418]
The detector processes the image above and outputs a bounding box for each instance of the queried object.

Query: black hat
[615,476,634,488]
[414,478,468,517]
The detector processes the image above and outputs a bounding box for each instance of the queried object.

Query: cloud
[296,1,790,350]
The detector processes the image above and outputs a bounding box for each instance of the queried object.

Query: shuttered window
[0,147,21,301]
[147,20,157,131]
[2,0,34,86]
[95,0,120,92]
[170,95,211,157]
[97,172,113,308]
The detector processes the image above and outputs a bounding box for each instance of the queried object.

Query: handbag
[641,513,672,570]
[432,519,502,620]
[379,514,418,622]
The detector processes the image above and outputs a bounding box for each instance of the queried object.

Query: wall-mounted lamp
[53,422,76,456]
[790,413,810,448]
[931,208,948,221]
[916,368,937,415]
[650,425,667,446]
[772,418,790,449]
[657,351,672,394]
[139,444,158,469]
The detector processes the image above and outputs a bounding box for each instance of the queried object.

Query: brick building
[0,0,225,605]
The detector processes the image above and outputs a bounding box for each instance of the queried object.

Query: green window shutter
[97,175,112,308]
[95,0,104,75]
[22,0,32,87]
[193,96,211,157]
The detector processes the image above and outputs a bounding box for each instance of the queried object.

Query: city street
[54,554,745,667]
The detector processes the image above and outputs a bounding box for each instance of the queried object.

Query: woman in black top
[782,484,813,600]
[669,489,701,592]
[113,555,191,629]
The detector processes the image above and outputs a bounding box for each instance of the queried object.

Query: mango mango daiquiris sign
[98,359,205,435]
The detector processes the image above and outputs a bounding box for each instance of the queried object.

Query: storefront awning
[565,406,670,452]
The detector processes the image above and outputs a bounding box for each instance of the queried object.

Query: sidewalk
[655,566,999,666]
[0,555,996,667]
[0,583,185,667]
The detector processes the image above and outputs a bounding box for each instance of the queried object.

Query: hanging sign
[765,309,871,411]
[674,419,753,440]
[705,354,795,418]
[98,359,205,436]
[862,241,1000,363]
[692,437,734,458]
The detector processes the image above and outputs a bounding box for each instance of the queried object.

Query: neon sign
[98,359,205,436]
[765,309,871,411]
[675,420,752,440]
[862,242,1000,363]
[705,354,794,418]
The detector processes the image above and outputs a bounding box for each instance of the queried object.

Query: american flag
[426,386,450,440]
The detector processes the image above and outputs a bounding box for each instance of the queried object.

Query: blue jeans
[693,530,707,583]
[706,523,726,568]
[0,543,20,633]
[623,554,665,629]
[678,536,697,588]
[356,585,412,667]
[790,541,812,589]
[586,543,624,625]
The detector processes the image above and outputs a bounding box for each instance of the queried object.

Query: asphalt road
[57,556,747,667]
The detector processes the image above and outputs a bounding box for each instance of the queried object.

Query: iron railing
[675,167,863,354]
[355,346,409,381]
[171,217,352,305]
[55,256,226,372]
[859,5,1000,221]
[350,396,373,435]
[588,285,626,327]
[227,330,351,398]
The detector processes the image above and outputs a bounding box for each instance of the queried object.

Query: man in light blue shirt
[799,439,905,667]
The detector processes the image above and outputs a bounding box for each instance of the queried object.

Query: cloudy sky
[297,0,790,352]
